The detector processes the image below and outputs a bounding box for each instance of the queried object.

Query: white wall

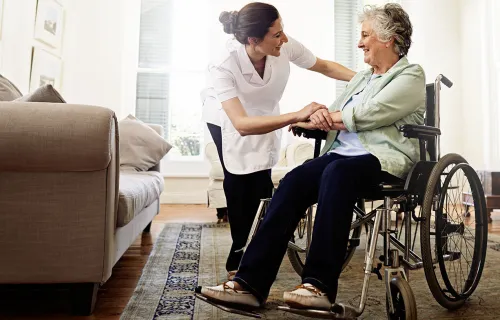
[458,0,487,169]
[459,0,499,170]
[61,0,141,120]
[1,0,43,93]
[402,0,464,157]
[0,0,136,120]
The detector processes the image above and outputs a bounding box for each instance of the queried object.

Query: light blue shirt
[331,74,381,156]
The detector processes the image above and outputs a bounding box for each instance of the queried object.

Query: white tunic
[200,36,316,174]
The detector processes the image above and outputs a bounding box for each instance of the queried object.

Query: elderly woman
[197,3,425,310]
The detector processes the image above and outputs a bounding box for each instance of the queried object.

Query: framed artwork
[29,47,62,92]
[34,0,64,49]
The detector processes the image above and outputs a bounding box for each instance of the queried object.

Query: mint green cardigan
[321,57,426,179]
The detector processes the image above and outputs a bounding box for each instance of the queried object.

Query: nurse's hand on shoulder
[294,102,327,122]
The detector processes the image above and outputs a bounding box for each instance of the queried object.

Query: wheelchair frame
[196,74,488,319]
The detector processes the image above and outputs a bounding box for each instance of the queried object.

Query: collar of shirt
[237,44,277,85]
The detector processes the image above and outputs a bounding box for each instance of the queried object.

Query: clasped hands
[289,105,346,135]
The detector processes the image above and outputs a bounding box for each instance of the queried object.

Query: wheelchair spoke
[421,154,488,309]
[435,162,485,298]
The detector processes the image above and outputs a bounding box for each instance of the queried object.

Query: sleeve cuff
[341,107,357,133]
[217,90,238,103]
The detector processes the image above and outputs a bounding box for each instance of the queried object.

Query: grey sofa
[0,102,164,315]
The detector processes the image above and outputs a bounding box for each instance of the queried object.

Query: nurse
[201,2,355,280]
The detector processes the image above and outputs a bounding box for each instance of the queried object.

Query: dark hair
[219,2,280,45]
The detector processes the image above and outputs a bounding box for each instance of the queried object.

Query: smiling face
[252,17,288,57]
[358,20,390,66]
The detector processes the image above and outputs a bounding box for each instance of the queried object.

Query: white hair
[359,3,413,57]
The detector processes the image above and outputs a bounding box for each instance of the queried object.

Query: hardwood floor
[0,204,499,319]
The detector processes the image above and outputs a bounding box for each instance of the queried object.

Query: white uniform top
[200,36,317,175]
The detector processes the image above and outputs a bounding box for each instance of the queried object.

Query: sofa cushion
[117,171,164,227]
[15,84,65,102]
[119,115,172,171]
[0,74,22,101]
[285,141,314,167]
[271,167,290,186]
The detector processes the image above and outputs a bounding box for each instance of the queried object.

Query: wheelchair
[196,74,489,319]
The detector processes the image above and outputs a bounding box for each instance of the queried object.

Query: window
[334,0,363,97]
[137,0,207,161]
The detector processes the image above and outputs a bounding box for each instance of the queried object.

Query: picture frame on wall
[34,0,64,49]
[29,47,62,92]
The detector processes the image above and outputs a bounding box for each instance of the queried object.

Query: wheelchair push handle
[437,74,453,88]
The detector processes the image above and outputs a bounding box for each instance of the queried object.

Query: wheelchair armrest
[399,124,441,140]
[292,127,327,140]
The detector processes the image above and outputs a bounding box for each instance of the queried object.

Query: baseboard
[161,177,209,204]
[160,190,207,204]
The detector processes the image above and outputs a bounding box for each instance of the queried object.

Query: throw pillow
[118,115,172,171]
[15,84,66,103]
[0,74,22,101]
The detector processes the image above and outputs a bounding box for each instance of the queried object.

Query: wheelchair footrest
[277,303,358,319]
[194,293,262,318]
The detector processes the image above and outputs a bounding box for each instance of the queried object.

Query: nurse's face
[255,17,288,57]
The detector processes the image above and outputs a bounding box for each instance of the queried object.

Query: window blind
[334,0,362,97]
[136,0,173,139]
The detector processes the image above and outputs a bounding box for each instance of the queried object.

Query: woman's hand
[294,102,327,122]
[329,111,347,130]
[329,111,342,123]
[310,109,335,131]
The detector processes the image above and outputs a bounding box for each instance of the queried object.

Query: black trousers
[207,123,274,271]
[234,152,400,304]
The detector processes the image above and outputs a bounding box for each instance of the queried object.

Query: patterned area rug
[121,223,500,319]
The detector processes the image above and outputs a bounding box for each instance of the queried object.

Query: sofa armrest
[0,102,120,284]
[0,102,115,172]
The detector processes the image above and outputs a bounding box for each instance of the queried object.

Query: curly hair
[359,3,413,57]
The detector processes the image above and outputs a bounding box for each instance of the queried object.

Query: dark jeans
[207,123,274,272]
[234,152,398,304]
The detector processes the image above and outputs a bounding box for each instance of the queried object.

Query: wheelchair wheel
[385,277,418,320]
[287,207,362,276]
[421,153,488,310]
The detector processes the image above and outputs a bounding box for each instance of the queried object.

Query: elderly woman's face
[358,21,388,66]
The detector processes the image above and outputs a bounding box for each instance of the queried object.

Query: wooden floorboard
[0,204,498,319]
